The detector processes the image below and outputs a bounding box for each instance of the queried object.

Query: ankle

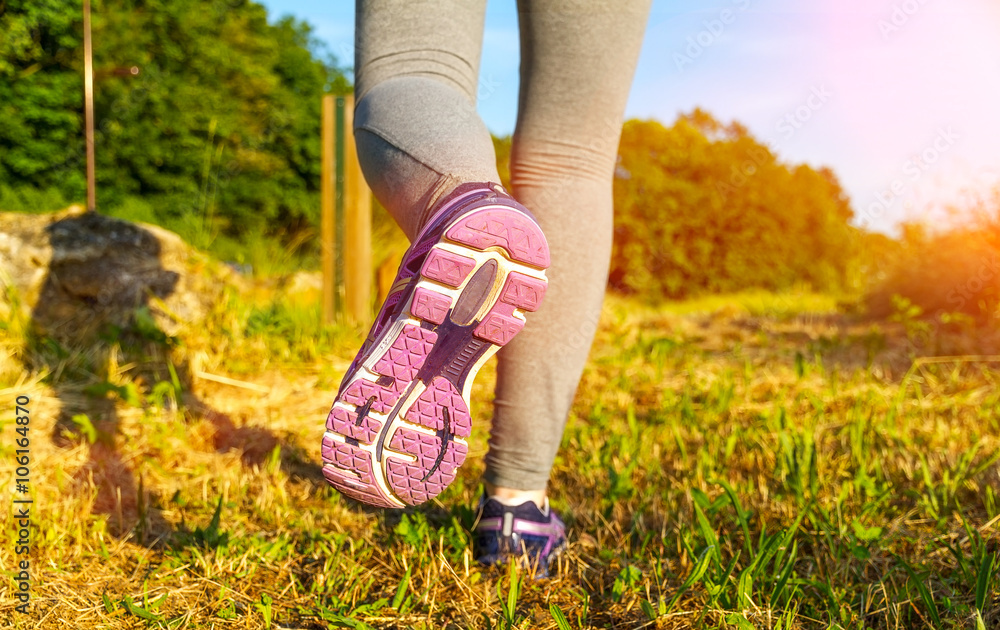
[484,482,547,510]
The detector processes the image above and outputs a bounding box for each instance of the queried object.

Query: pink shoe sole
[321,199,549,507]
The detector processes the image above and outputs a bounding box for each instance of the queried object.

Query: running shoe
[321,182,550,508]
[473,495,567,579]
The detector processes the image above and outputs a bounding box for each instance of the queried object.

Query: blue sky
[258,0,1000,233]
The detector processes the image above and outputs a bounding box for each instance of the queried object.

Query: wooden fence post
[83,0,96,212]
[320,94,335,325]
[342,94,372,326]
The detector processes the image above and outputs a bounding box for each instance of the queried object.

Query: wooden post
[335,98,345,315]
[320,94,335,325]
[83,0,96,212]
[342,95,372,325]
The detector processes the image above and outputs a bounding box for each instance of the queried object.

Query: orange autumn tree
[611,110,856,299]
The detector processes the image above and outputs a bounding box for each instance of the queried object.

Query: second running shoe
[321,183,550,508]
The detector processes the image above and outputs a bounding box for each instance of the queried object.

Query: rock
[0,207,235,341]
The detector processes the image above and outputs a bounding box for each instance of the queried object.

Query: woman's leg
[354,0,497,238]
[484,0,652,495]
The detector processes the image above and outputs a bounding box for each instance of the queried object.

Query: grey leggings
[354,0,650,491]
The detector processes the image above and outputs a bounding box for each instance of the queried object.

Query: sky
[258,0,1000,234]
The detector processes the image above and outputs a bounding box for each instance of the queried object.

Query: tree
[611,110,858,298]
[0,0,87,196]
[0,0,349,250]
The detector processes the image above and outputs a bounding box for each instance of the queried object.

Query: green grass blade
[683,546,714,589]
[737,566,753,609]
[899,559,941,627]
[715,550,743,607]
[495,580,509,622]
[122,595,163,621]
[975,552,996,613]
[750,531,781,578]
[639,599,656,621]
[550,603,573,630]
[693,501,720,561]
[205,495,224,543]
[257,593,273,629]
[666,545,713,613]
[970,447,1000,477]
[715,479,753,560]
[507,561,520,622]
[770,540,798,605]
[772,507,807,568]
[148,593,168,611]
[726,612,755,629]
[392,566,411,610]
[945,541,970,582]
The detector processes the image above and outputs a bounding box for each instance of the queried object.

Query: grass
[1,266,999,628]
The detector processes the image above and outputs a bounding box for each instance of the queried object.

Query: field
[1,281,999,629]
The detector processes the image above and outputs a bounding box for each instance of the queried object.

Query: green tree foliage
[611,110,857,298]
[0,0,347,246]
[1,0,85,196]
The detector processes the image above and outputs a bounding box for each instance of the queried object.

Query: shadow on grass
[23,211,322,545]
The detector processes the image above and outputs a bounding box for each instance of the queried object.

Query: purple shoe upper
[473,495,567,579]
[339,182,543,391]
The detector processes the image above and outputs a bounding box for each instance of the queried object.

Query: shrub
[866,201,1000,325]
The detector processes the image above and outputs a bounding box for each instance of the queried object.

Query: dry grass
[1,275,999,628]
